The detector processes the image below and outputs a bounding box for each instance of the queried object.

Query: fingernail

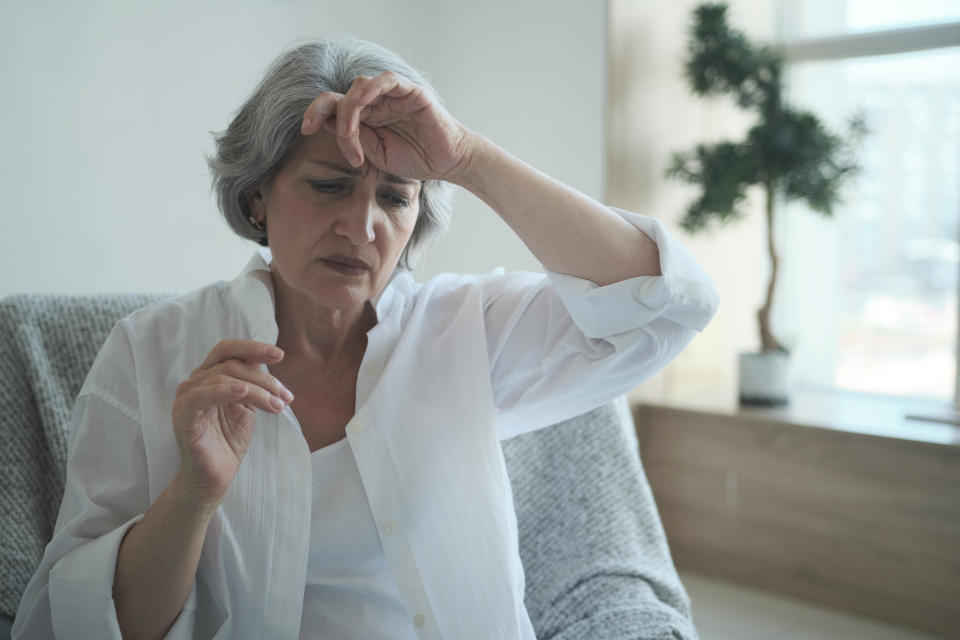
[268,346,284,360]
[280,387,294,402]
[270,396,284,411]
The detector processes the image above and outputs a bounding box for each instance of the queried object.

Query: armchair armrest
[502,397,697,640]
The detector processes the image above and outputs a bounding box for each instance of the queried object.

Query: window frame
[779,22,960,62]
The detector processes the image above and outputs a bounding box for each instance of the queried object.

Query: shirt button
[363,361,382,376]
[348,421,366,434]
[383,520,398,535]
[413,613,425,627]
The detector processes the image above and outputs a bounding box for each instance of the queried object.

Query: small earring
[248,215,264,231]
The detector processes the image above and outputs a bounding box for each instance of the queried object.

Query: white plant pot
[738,351,791,406]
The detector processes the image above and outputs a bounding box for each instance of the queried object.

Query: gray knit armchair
[0,293,696,639]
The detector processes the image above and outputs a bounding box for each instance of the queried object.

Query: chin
[310,281,371,309]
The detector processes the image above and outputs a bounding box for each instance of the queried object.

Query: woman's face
[250,130,421,314]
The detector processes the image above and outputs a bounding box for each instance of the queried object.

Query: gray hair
[207,37,453,270]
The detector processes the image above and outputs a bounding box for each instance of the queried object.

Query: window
[778,0,960,39]
[772,1,960,406]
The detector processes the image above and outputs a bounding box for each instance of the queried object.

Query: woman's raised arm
[449,133,661,286]
[300,71,660,287]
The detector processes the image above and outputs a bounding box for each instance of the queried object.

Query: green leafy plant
[667,2,867,354]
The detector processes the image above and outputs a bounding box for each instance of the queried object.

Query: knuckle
[205,341,226,361]
[231,358,254,376]
[213,374,234,387]
[219,359,240,375]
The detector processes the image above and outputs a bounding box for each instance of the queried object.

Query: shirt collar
[225,247,409,345]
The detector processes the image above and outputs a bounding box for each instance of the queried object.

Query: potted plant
[666,2,867,406]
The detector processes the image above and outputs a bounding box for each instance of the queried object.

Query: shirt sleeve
[12,330,198,639]
[487,207,720,440]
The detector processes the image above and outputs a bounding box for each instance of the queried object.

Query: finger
[354,72,423,123]
[337,77,377,166]
[356,123,387,170]
[321,106,371,135]
[199,339,284,370]
[206,359,294,403]
[173,383,255,433]
[216,378,288,414]
[178,376,286,420]
[372,72,420,100]
[302,92,343,135]
[337,72,414,166]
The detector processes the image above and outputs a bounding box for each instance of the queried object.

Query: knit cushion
[0,293,170,620]
[502,398,695,639]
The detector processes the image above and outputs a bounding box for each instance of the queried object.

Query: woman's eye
[309,181,345,194]
[381,192,411,209]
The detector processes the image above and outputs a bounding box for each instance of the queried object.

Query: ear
[248,188,267,222]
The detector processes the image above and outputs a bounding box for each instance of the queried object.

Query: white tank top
[299,437,417,639]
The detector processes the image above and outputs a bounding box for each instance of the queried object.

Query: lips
[321,255,371,269]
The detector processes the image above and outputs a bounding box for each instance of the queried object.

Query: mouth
[319,255,371,276]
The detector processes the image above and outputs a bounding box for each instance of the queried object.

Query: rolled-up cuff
[49,513,200,639]
[545,208,719,338]
[49,514,143,639]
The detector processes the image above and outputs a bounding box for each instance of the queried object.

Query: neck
[271,276,375,365]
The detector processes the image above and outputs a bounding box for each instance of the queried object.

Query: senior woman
[14,38,718,639]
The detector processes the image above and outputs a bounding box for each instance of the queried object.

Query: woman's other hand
[172,339,293,507]
[299,71,476,182]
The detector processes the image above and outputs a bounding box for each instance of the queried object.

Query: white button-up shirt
[301,438,417,639]
[13,208,719,639]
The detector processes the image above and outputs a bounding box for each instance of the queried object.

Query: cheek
[398,219,418,254]
[384,232,410,262]
[402,207,420,241]
[272,200,326,239]
[391,208,418,241]
[376,224,415,271]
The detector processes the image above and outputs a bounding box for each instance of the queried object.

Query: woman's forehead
[291,129,348,165]
[291,132,420,188]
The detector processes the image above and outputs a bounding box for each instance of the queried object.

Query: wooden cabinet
[633,401,960,637]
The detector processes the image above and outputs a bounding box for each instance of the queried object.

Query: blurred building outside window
[772,0,960,413]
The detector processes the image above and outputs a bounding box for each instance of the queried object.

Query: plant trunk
[758,180,784,352]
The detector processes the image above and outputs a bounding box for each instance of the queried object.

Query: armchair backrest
[0,293,170,620]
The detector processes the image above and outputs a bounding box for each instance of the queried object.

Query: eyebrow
[307,159,419,186]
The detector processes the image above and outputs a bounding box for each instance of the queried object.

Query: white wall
[608,0,776,405]
[415,1,606,279]
[0,0,605,296]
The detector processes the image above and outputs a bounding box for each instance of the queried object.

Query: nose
[333,191,376,246]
